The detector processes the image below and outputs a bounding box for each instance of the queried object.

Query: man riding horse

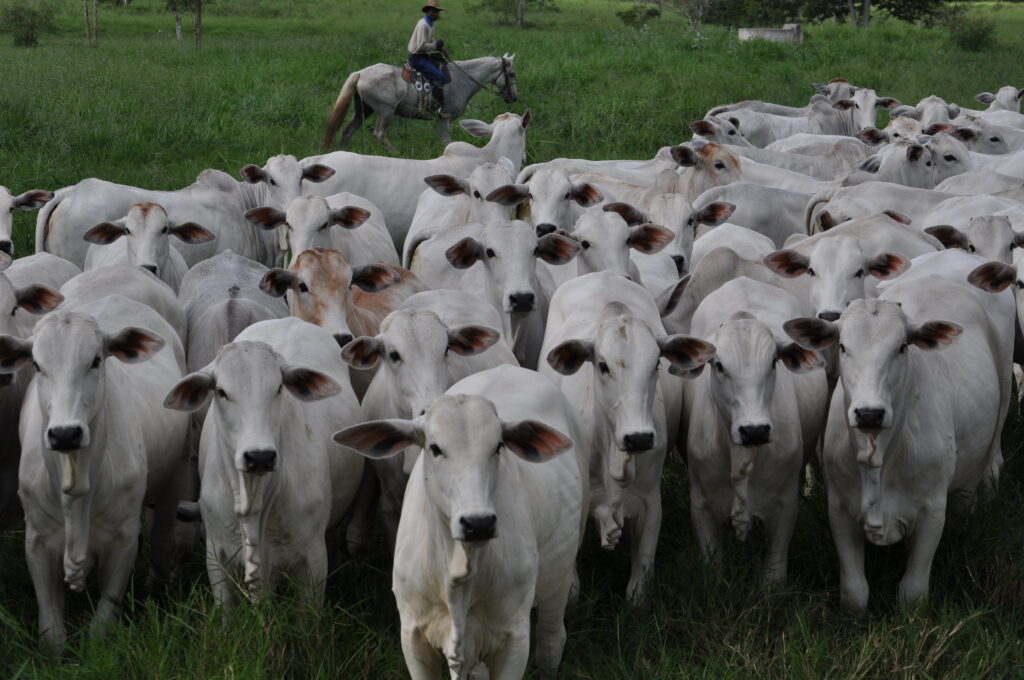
[407,0,450,114]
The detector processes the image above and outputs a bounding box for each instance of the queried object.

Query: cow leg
[207,547,239,613]
[830,502,869,613]
[345,464,379,557]
[689,480,723,564]
[25,527,66,653]
[626,492,662,604]
[400,625,443,680]
[148,481,179,588]
[379,457,408,554]
[487,623,530,680]
[297,542,328,610]
[761,496,798,586]
[533,583,570,678]
[373,111,398,154]
[91,521,141,636]
[898,506,945,606]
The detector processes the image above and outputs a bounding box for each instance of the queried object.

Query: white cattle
[517,145,680,186]
[972,86,1023,113]
[36,155,334,269]
[925,216,1022,263]
[0,186,52,257]
[804,182,956,232]
[691,224,777,270]
[5,295,188,650]
[785,277,1002,612]
[686,278,826,584]
[890,95,961,128]
[689,116,755,149]
[520,167,605,237]
[978,148,1024,179]
[342,293,517,549]
[304,111,531,250]
[723,99,859,148]
[763,215,940,321]
[693,183,809,247]
[60,265,187,348]
[244,193,397,268]
[951,115,1024,152]
[164,317,363,609]
[934,169,1023,196]
[334,365,586,680]
[766,133,875,166]
[0,253,78,530]
[83,203,215,292]
[920,194,1020,234]
[921,132,977,184]
[726,143,851,180]
[259,249,425,399]
[735,155,834,195]
[403,160,529,266]
[541,271,714,601]
[839,142,937,189]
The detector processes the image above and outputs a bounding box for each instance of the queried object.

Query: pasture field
[2,1,1024,677]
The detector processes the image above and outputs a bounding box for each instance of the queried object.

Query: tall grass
[2,1,1024,677]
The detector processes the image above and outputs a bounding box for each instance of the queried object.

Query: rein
[448,57,516,102]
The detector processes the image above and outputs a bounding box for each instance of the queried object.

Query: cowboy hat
[422,0,444,12]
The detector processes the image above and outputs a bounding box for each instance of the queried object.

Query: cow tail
[323,71,360,151]
[35,190,63,253]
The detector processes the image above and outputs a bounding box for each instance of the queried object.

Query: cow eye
[486,248,496,259]
[162,227,169,235]
[807,268,817,277]
[943,154,956,162]
[319,222,330,231]
[838,344,846,354]
[771,357,778,369]
[32,360,40,373]
[268,179,277,187]
[429,443,443,457]
[728,130,735,135]
[298,282,309,293]
[714,162,726,170]
[90,356,101,369]
[714,360,725,374]
[854,269,864,279]
[926,161,932,167]
[124,228,132,236]
[898,343,908,355]
[216,387,228,399]
[598,361,610,375]
[1017,281,1024,290]
[473,191,481,199]
[389,350,401,362]
[581,240,591,250]
[991,137,1000,143]
[893,132,900,137]
[563,192,572,200]
[687,218,695,226]
[969,244,978,252]
[9,305,16,316]
[495,443,502,455]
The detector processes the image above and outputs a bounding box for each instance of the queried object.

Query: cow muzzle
[621,431,655,453]
[47,424,86,451]
[535,223,557,237]
[140,263,159,276]
[333,333,354,348]
[242,448,277,473]
[671,254,686,276]
[737,423,771,447]
[457,513,497,542]
[507,291,536,313]
[817,310,841,322]
[853,407,886,430]
[0,240,12,255]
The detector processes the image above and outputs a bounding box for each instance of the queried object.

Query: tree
[166,0,184,42]
[664,0,718,30]
[165,0,205,48]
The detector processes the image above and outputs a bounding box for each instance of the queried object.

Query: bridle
[448,57,517,104]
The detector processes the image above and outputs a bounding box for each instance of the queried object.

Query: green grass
[2,1,1024,677]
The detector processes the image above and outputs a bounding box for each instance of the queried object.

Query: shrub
[0,0,56,46]
[617,3,661,30]
[939,3,996,51]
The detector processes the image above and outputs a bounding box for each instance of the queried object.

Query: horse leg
[339,96,366,150]
[374,109,398,154]
[437,117,453,145]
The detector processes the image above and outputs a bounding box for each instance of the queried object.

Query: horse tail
[323,71,360,151]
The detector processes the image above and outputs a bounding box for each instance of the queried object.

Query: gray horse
[323,54,518,152]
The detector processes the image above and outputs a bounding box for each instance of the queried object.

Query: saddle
[402,55,449,119]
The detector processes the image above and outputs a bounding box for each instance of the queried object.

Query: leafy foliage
[0,0,55,46]
[940,2,997,50]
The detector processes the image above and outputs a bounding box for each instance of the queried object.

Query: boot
[432,85,445,115]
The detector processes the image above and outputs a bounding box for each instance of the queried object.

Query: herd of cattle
[2,76,1024,677]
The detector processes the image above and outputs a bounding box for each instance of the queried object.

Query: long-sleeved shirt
[407,15,438,55]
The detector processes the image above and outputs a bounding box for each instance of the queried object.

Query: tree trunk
[173,8,183,43]
[193,0,203,49]
[516,0,526,28]
[847,0,856,24]
[83,0,92,42]
[91,0,98,42]
[861,0,870,26]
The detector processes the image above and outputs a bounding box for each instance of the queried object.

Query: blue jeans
[408,54,447,89]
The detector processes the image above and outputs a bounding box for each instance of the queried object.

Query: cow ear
[351,264,400,292]
[975,92,996,105]
[281,365,342,401]
[890,105,920,120]
[908,321,962,351]
[260,269,298,297]
[15,284,63,314]
[459,119,493,138]
[906,144,926,162]
[0,335,33,373]
[968,261,1016,293]
[245,207,287,230]
[832,99,855,110]
[690,120,714,137]
[341,336,384,369]
[302,164,335,183]
[334,419,423,459]
[857,156,882,174]
[164,371,215,412]
[240,164,268,184]
[951,127,976,143]
[866,252,910,279]
[520,109,532,129]
[1011,232,1024,251]
[570,182,603,207]
[817,210,836,231]
[924,123,953,136]
[856,128,887,146]
[947,104,961,119]
[83,221,127,245]
[659,335,715,371]
[425,174,470,197]
[169,222,216,244]
[628,224,674,254]
[883,210,912,225]
[486,184,531,207]
[657,275,689,317]
[811,82,829,95]
[670,145,698,167]
[446,237,486,269]
[603,202,646,226]
[776,341,824,373]
[535,233,581,265]
[331,206,371,229]
[784,317,837,350]
[876,97,901,109]
[546,339,593,375]
[447,325,500,356]
[924,225,968,250]
[763,249,810,278]
[13,189,53,211]
[501,420,572,463]
[105,327,165,363]
[697,201,735,226]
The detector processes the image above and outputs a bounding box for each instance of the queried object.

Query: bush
[0,0,56,46]
[940,3,996,51]
[617,3,661,30]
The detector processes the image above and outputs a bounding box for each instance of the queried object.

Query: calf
[334,365,586,679]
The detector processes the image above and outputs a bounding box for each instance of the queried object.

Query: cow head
[922,132,974,184]
[974,86,1023,113]
[525,168,603,237]
[333,393,573,543]
[689,116,754,147]
[244,195,370,268]
[0,268,63,342]
[84,203,214,278]
[849,88,901,132]
[425,159,529,225]
[260,248,398,348]
[658,142,742,201]
[764,236,910,321]
[567,212,672,280]
[459,110,531,172]
[0,186,53,257]
[926,216,1021,263]
[841,143,936,189]
[241,155,335,213]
